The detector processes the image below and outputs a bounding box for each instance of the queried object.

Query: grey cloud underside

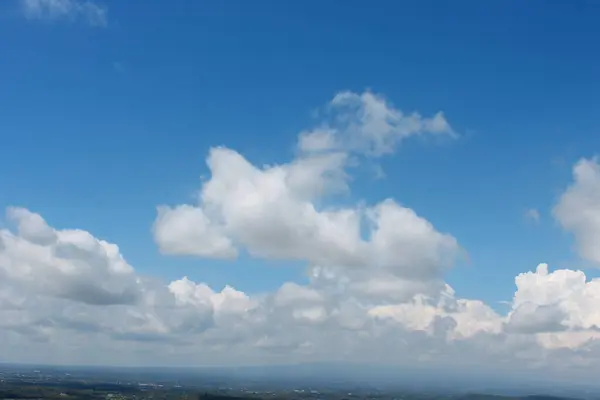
[3,91,600,380]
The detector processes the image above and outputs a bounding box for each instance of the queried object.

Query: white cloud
[4,201,600,376]
[21,0,107,27]
[554,158,600,265]
[496,157,600,349]
[0,209,252,344]
[146,94,600,371]
[298,91,455,156]
[153,205,237,259]
[7,91,600,382]
[2,207,139,305]
[153,92,459,285]
[503,263,600,349]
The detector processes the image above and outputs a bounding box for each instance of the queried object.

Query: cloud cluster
[3,91,600,378]
[21,0,107,27]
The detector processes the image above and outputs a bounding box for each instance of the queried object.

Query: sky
[2,0,600,385]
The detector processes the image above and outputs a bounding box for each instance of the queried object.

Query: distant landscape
[0,364,597,400]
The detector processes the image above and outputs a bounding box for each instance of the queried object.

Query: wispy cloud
[524,208,541,224]
[21,0,107,27]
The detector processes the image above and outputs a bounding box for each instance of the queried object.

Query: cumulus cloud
[297,91,456,157]
[147,92,600,370]
[2,207,139,305]
[554,158,600,265]
[0,206,473,363]
[21,0,107,27]
[1,204,600,372]
[153,92,459,289]
[0,209,253,345]
[153,205,237,259]
[6,91,600,380]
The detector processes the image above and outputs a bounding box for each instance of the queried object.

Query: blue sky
[3,0,600,373]
[4,0,598,303]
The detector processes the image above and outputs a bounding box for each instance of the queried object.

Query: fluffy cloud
[503,263,600,348]
[498,158,600,350]
[0,210,253,345]
[144,95,600,367]
[298,91,456,156]
[1,207,139,305]
[153,91,459,294]
[554,158,600,265]
[21,0,107,27]
[5,91,600,381]
[154,204,237,259]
